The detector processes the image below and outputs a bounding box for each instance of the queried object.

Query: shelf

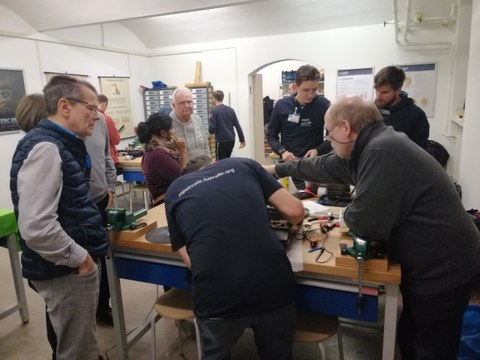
[451,118,464,127]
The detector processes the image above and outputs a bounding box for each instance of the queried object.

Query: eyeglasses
[324,125,339,142]
[67,97,98,114]
[175,100,193,107]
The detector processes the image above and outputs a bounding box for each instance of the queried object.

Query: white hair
[171,87,192,104]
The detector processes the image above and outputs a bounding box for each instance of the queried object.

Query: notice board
[99,76,135,138]
[336,67,374,101]
[397,63,437,117]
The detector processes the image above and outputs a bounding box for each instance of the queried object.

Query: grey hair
[43,75,98,116]
[328,96,382,133]
[171,87,192,104]
[182,155,212,175]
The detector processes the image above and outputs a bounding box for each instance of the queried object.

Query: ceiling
[0,0,459,49]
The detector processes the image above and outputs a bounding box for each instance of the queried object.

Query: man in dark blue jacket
[266,64,331,161]
[10,75,107,360]
[374,66,430,150]
[208,90,245,160]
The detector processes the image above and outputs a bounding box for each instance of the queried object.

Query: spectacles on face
[175,100,193,107]
[67,97,98,114]
[324,125,339,142]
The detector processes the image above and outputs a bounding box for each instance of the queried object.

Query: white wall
[0,29,152,208]
[459,0,480,209]
[0,37,44,209]
[149,47,239,109]
[258,60,309,100]
[1,3,478,209]
[150,23,456,162]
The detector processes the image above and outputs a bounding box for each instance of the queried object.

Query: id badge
[287,113,300,123]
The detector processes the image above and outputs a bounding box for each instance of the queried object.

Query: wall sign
[0,69,26,134]
[398,63,437,117]
[44,72,89,83]
[337,68,374,101]
[99,76,134,138]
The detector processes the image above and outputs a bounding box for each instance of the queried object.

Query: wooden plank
[110,219,157,241]
[335,254,389,272]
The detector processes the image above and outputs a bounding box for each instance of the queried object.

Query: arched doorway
[248,60,325,164]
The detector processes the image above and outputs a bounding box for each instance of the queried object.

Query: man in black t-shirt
[165,157,304,360]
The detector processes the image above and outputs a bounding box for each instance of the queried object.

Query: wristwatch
[279,148,287,155]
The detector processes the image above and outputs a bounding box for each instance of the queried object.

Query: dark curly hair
[136,113,173,144]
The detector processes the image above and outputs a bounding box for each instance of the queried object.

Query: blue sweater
[266,94,330,157]
[208,104,245,143]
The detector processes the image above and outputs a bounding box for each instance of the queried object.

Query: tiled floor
[0,189,400,359]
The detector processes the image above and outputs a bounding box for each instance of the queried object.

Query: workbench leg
[129,182,133,212]
[106,250,129,360]
[382,284,399,360]
[7,234,29,323]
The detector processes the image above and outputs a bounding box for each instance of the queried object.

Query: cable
[103,285,162,360]
[315,233,334,263]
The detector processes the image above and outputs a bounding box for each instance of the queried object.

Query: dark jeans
[196,303,295,360]
[217,141,235,160]
[397,282,470,360]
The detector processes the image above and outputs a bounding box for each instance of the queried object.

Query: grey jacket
[85,114,116,203]
[276,122,480,295]
[170,110,210,160]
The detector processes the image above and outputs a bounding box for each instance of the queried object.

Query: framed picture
[336,67,374,101]
[99,76,135,138]
[397,63,437,117]
[44,72,89,83]
[0,69,26,134]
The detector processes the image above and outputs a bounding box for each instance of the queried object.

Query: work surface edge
[110,204,401,285]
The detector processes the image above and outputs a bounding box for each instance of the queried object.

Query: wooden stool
[152,288,197,358]
[294,310,344,360]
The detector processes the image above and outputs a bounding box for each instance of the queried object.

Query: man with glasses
[264,95,480,360]
[266,64,331,162]
[170,87,210,160]
[11,75,107,360]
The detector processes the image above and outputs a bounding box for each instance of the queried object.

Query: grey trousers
[32,265,100,360]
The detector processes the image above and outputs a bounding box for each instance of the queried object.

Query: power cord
[103,285,162,360]
[296,221,336,263]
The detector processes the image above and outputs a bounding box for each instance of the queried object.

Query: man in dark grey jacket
[265,96,480,360]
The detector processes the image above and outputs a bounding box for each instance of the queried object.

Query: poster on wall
[44,72,89,83]
[99,76,134,139]
[397,63,437,117]
[0,69,26,134]
[336,68,374,100]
